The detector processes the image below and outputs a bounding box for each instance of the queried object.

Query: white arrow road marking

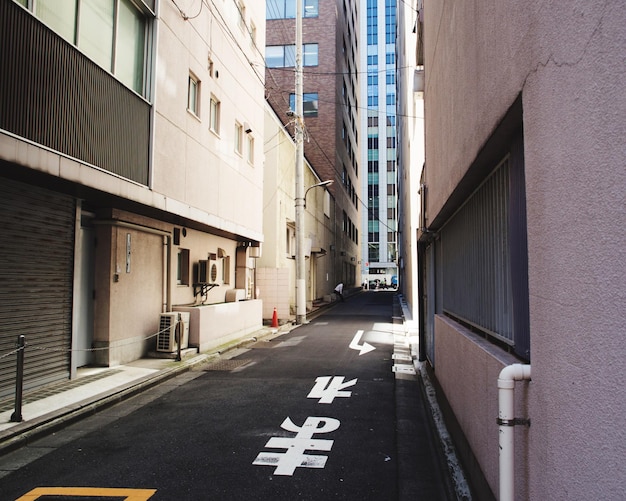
[349,330,375,355]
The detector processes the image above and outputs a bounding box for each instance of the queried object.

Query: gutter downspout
[498,363,531,501]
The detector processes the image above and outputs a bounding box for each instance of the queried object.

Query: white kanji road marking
[307,376,357,404]
[253,416,340,476]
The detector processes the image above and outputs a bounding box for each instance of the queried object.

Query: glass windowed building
[360,0,397,288]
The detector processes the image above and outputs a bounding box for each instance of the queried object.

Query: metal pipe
[498,363,531,501]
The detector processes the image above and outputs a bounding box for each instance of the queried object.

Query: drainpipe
[498,363,531,501]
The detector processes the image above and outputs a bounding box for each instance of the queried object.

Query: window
[267,0,319,19]
[188,73,200,116]
[116,0,146,93]
[438,134,530,360]
[368,243,380,262]
[32,0,149,96]
[79,0,115,70]
[266,44,318,68]
[286,222,296,257]
[210,96,221,134]
[303,44,319,66]
[222,256,231,284]
[289,93,319,117]
[177,249,190,285]
[235,122,243,155]
[247,135,255,164]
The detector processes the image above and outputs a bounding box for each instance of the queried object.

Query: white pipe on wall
[498,363,531,501]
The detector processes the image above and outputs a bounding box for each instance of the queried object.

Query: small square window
[289,92,319,117]
[210,96,221,134]
[286,222,296,257]
[222,256,231,284]
[188,74,200,116]
[177,249,190,285]
[235,122,243,155]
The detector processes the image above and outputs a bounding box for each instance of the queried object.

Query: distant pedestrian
[334,282,344,302]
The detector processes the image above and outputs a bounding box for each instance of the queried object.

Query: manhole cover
[203,359,252,371]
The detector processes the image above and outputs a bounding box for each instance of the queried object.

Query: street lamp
[295,179,333,325]
[304,180,333,208]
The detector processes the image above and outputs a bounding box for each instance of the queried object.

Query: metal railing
[2,318,187,423]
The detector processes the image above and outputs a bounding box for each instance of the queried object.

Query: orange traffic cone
[271,307,279,328]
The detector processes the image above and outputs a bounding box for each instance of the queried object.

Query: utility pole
[294,0,305,324]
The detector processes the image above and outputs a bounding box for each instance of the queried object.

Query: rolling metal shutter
[0,178,75,399]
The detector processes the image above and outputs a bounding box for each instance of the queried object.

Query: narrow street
[1,292,452,500]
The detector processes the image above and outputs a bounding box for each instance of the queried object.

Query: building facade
[265,0,360,289]
[359,0,398,289]
[257,103,335,322]
[395,0,423,323]
[0,0,266,397]
[416,0,626,499]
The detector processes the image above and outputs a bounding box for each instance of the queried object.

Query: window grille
[441,157,515,344]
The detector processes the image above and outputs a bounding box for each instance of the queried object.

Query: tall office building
[359,0,397,288]
[265,0,360,289]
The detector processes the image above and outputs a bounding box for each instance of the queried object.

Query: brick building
[265,0,360,289]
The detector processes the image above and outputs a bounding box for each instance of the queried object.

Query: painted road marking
[392,353,412,361]
[16,487,156,500]
[307,376,357,404]
[253,416,340,475]
[349,330,375,355]
[392,364,416,375]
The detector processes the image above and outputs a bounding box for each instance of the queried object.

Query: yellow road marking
[15,487,157,500]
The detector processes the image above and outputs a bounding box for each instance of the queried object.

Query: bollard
[10,335,25,422]
[175,313,182,362]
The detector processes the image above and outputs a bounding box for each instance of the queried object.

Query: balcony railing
[1,1,150,185]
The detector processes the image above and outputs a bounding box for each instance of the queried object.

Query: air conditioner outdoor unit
[156,312,190,353]
[196,259,218,284]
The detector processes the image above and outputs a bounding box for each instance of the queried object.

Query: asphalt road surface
[0,291,452,500]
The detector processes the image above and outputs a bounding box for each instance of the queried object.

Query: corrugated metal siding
[0,178,75,399]
[0,0,150,185]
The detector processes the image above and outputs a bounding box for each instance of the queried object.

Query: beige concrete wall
[258,106,335,319]
[151,0,265,242]
[177,300,262,353]
[424,0,626,498]
[91,210,260,365]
